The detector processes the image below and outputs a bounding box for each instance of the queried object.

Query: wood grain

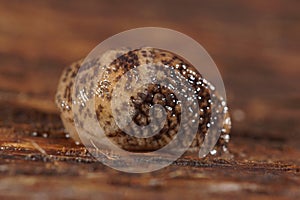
[0,0,299,199]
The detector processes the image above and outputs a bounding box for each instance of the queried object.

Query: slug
[55,47,231,155]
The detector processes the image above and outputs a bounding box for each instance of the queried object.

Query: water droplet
[31,131,38,137]
[210,149,217,155]
[222,145,228,152]
[222,134,230,143]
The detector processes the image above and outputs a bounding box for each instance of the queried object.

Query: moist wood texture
[0,0,299,199]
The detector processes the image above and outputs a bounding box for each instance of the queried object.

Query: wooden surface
[0,0,299,199]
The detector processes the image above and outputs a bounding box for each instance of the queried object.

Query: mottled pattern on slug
[55,47,231,154]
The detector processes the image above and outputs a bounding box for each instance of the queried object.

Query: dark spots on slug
[71,70,77,78]
[111,51,140,73]
[172,55,178,61]
[115,75,122,82]
[142,52,148,58]
[63,82,73,103]
[106,94,112,101]
[161,59,172,66]
[97,104,104,113]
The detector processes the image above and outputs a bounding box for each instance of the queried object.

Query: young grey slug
[55,47,231,155]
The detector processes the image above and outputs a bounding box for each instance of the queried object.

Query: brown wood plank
[0,0,299,199]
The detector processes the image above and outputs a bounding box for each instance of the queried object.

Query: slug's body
[56,47,231,155]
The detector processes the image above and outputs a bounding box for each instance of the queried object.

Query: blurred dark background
[0,1,299,199]
[1,0,299,141]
